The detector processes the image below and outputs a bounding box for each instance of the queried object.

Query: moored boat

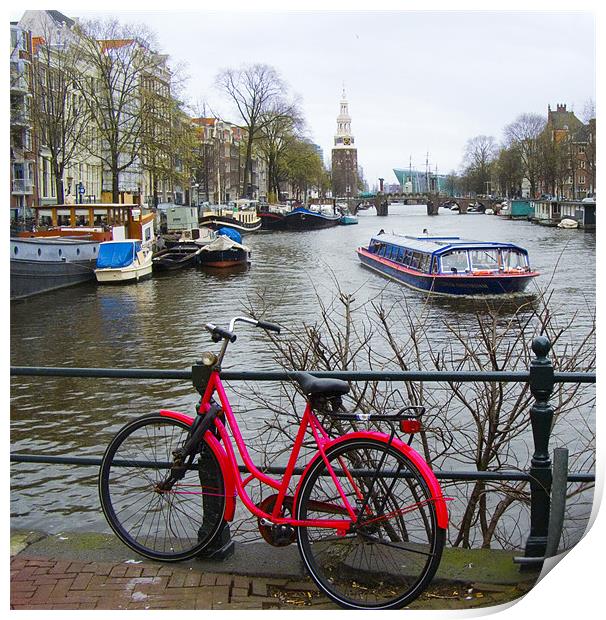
[357,233,539,296]
[199,206,262,233]
[10,236,100,300]
[258,204,291,230]
[152,244,203,271]
[283,206,341,230]
[197,235,251,268]
[95,240,153,284]
[340,214,359,225]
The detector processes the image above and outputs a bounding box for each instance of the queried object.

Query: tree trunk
[243,134,254,198]
[111,152,120,203]
[52,163,65,205]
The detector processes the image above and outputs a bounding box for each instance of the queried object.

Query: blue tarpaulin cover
[96,241,140,269]
[217,227,242,243]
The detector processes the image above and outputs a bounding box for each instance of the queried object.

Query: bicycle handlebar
[205,316,282,343]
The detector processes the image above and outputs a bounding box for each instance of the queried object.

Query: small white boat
[557,218,579,229]
[485,208,495,215]
[94,240,153,284]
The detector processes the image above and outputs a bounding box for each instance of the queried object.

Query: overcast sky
[11,6,596,187]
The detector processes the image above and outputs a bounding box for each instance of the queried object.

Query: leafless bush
[228,282,595,550]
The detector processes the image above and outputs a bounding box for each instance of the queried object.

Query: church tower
[331,88,358,198]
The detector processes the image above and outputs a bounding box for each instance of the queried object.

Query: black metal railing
[10,336,596,567]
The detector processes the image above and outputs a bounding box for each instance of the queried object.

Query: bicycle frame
[160,369,449,532]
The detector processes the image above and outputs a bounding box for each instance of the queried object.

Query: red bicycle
[99,316,448,609]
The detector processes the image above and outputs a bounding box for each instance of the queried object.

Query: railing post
[523,336,555,568]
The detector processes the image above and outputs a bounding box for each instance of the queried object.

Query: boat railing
[10,336,595,567]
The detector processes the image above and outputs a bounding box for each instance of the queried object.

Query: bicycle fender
[294,431,448,529]
[159,410,236,521]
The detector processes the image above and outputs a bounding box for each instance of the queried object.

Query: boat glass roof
[369,234,527,255]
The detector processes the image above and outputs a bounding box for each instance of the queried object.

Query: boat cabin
[23,204,155,245]
[366,235,532,275]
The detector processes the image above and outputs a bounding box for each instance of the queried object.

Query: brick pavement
[10,554,531,610]
[9,555,333,610]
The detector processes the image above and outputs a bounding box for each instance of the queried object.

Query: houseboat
[199,204,262,233]
[283,206,341,230]
[12,203,155,298]
[357,234,539,296]
[94,240,153,284]
[257,204,291,230]
[10,237,100,300]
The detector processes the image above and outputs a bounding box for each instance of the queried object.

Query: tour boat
[94,240,153,284]
[357,233,539,296]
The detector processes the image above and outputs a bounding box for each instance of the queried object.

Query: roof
[370,234,528,255]
[46,10,75,28]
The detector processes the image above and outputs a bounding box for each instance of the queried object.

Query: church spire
[335,89,354,148]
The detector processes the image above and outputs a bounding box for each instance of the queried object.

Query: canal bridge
[335,194,505,216]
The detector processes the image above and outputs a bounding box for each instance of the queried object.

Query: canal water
[10,205,596,542]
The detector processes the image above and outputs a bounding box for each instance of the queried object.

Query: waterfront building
[191,118,267,204]
[10,22,36,222]
[538,103,596,200]
[14,10,183,213]
[331,89,358,198]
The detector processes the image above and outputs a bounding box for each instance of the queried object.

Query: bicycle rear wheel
[296,438,445,610]
[99,414,226,561]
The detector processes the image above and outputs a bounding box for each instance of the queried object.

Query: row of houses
[9,10,269,223]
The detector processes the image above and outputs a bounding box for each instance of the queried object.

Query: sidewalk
[10,530,538,610]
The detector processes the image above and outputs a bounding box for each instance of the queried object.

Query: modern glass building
[393,168,449,194]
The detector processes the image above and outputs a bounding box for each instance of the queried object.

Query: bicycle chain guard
[256,494,296,547]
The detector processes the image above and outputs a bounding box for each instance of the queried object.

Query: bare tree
[30,24,91,204]
[73,19,167,203]
[462,135,499,195]
[504,113,546,198]
[215,64,297,198]
[257,103,303,202]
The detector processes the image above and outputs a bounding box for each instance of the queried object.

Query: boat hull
[258,212,288,230]
[10,237,99,300]
[283,209,341,230]
[198,248,250,268]
[357,249,537,296]
[152,245,201,271]
[95,264,153,283]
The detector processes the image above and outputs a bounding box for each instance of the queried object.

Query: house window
[579,176,586,184]
[579,160,586,169]
[578,146,586,154]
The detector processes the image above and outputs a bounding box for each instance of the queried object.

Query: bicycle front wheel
[296,438,445,610]
[99,414,226,561]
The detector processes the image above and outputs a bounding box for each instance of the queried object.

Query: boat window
[501,249,527,270]
[410,252,422,270]
[441,250,469,273]
[402,250,413,266]
[418,253,430,272]
[396,248,405,263]
[13,246,18,255]
[37,248,41,256]
[469,249,499,271]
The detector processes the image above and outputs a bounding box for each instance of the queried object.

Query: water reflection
[10,205,595,534]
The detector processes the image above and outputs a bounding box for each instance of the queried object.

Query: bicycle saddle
[293,372,350,397]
